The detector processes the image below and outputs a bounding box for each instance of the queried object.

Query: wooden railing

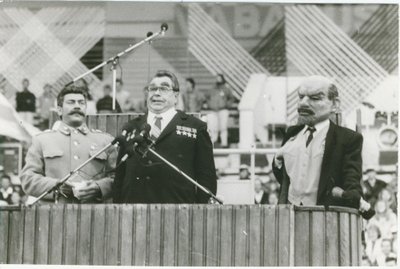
[0,204,362,266]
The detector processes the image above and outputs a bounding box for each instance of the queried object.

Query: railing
[0,204,362,266]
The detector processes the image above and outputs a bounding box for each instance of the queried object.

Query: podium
[0,204,362,266]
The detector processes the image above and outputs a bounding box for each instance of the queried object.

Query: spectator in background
[268,192,279,205]
[206,74,235,148]
[239,164,251,180]
[115,79,133,112]
[376,238,397,266]
[363,168,387,208]
[365,223,382,266]
[0,175,13,203]
[96,84,122,113]
[379,187,397,214]
[37,83,56,129]
[254,177,268,204]
[182,78,205,113]
[10,191,22,205]
[368,200,397,239]
[16,78,36,124]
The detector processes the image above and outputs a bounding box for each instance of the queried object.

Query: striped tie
[150,116,162,140]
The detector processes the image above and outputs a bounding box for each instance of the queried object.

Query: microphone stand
[67,23,168,108]
[29,141,117,206]
[138,140,223,205]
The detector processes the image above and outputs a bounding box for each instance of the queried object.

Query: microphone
[147,32,153,38]
[120,124,151,162]
[161,23,168,35]
[111,129,129,146]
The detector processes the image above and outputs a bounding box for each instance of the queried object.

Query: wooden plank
[177,205,191,266]
[205,206,219,266]
[91,205,106,265]
[87,115,97,130]
[161,205,176,266]
[133,204,148,266]
[64,204,78,264]
[310,211,325,266]
[248,206,262,266]
[219,205,233,266]
[0,210,10,263]
[77,204,92,265]
[234,205,249,266]
[350,214,359,266]
[104,205,120,265]
[119,205,134,265]
[36,205,51,264]
[262,206,277,266]
[8,209,24,263]
[97,115,108,132]
[148,204,162,266]
[106,115,118,137]
[190,205,205,266]
[48,205,64,264]
[339,212,351,266]
[277,205,290,266]
[294,211,310,266]
[22,206,36,264]
[325,211,339,266]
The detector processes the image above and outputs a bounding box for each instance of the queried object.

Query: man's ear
[332,98,341,113]
[56,106,62,117]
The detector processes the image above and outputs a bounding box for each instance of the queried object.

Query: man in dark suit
[273,76,369,211]
[113,70,217,203]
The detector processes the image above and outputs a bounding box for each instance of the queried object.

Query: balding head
[297,76,339,126]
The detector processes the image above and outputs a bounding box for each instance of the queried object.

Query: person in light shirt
[272,76,368,211]
[113,70,217,204]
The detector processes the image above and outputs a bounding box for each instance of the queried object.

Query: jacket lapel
[317,121,337,202]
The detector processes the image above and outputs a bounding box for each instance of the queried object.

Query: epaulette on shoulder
[36,129,55,136]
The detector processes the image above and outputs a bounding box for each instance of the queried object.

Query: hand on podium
[331,186,375,220]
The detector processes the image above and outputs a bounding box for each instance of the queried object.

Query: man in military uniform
[21,85,117,203]
[113,70,217,203]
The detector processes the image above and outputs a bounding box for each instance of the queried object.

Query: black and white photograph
[0,0,398,267]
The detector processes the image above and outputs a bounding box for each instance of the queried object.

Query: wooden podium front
[0,204,362,266]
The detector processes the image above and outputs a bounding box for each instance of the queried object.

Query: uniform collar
[57,121,89,136]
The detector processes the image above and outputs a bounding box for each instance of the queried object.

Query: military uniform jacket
[113,110,217,203]
[272,121,363,209]
[20,121,117,203]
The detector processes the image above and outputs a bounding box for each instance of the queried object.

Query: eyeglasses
[147,85,173,94]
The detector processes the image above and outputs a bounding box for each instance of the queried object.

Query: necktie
[305,126,316,147]
[151,116,162,140]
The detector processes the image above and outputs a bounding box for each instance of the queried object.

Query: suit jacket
[273,121,363,209]
[113,110,217,203]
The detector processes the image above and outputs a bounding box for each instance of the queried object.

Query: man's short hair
[153,70,179,92]
[57,84,88,106]
[327,83,339,101]
[186,78,195,88]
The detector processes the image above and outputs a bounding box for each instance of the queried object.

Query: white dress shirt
[281,119,330,205]
[147,107,177,134]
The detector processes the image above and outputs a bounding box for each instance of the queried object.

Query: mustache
[298,107,314,115]
[68,110,85,116]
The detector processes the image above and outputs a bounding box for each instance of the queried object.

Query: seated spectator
[10,191,22,206]
[96,84,122,113]
[376,238,396,266]
[0,175,13,204]
[16,78,36,124]
[379,187,397,214]
[254,177,268,204]
[115,79,133,112]
[369,200,397,239]
[365,224,382,266]
[363,168,387,208]
[239,164,251,180]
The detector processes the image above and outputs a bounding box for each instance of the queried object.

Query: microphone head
[161,23,168,32]
[147,31,153,38]
[141,123,151,135]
